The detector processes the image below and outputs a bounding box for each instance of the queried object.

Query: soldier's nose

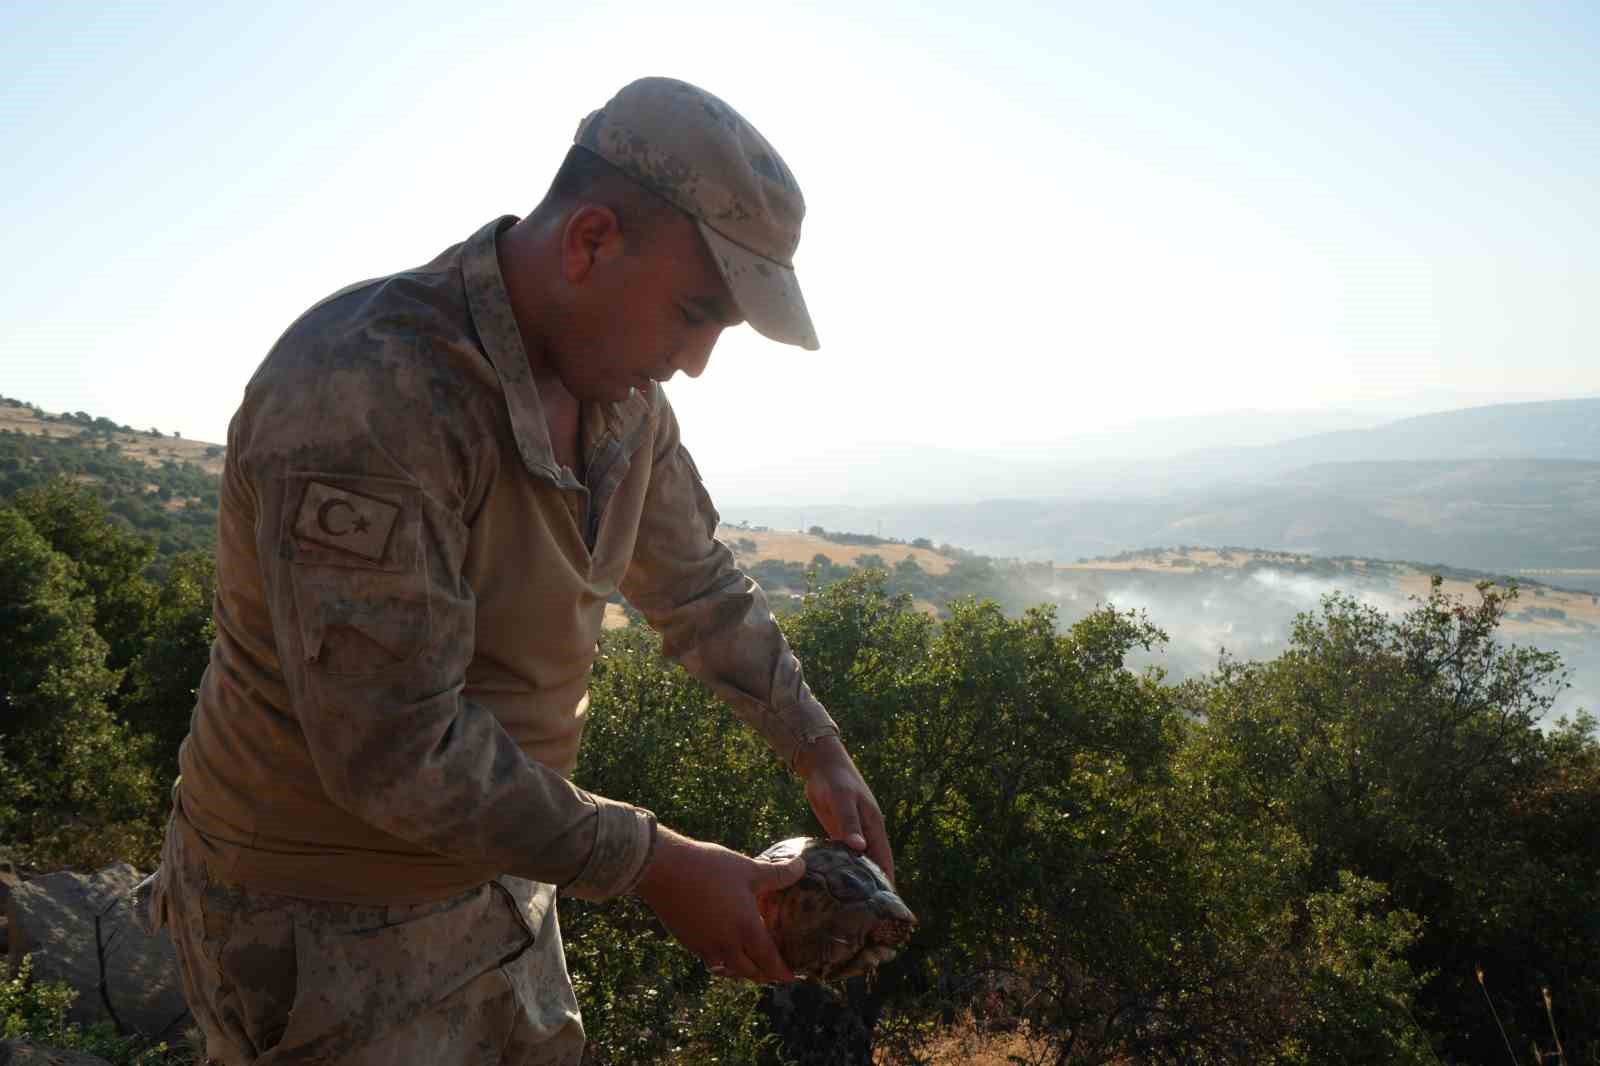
[676,343,713,379]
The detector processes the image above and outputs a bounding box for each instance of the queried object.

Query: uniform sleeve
[619,395,840,768]
[240,330,654,901]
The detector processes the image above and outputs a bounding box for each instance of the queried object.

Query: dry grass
[878,1016,1042,1066]
[1055,548,1318,574]
[718,527,955,575]
[1394,572,1600,635]
[0,403,227,476]
[602,603,630,630]
[1055,546,1599,638]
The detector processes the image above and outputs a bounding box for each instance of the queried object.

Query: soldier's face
[562,212,742,405]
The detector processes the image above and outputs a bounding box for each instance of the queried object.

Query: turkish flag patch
[292,481,401,563]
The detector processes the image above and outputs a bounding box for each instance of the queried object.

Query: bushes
[0,955,193,1065]
[1184,578,1598,1060]
[0,504,163,869]
[2,480,1596,1062]
[570,573,1597,1064]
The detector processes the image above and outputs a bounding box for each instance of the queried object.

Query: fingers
[698,856,801,985]
[706,924,795,984]
[830,794,867,852]
[860,799,895,885]
[741,920,796,983]
[745,859,799,982]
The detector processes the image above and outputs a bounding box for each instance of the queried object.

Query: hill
[710,397,1600,507]
[0,395,224,559]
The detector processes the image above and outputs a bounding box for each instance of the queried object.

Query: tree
[0,505,161,869]
[121,551,216,780]
[10,479,156,670]
[1184,579,1599,1059]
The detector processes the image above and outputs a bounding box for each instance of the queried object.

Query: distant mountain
[1000,408,1393,464]
[721,400,1600,580]
[729,458,1600,580]
[711,397,1600,507]
[1044,397,1600,500]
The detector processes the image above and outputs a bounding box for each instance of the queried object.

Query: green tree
[1185,579,1599,1059]
[0,505,161,868]
[11,479,156,670]
[121,550,216,780]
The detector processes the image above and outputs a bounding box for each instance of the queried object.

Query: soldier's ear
[561,204,624,284]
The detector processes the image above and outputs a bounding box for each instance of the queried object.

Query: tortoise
[757,836,917,982]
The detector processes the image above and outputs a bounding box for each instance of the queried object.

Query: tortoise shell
[757,836,917,981]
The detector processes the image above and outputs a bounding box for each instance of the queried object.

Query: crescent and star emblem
[316,498,372,537]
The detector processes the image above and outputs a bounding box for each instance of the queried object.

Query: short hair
[533,146,683,248]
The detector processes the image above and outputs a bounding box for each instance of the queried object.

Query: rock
[5,864,188,1041]
[0,855,21,905]
[0,1042,115,1065]
[0,856,21,954]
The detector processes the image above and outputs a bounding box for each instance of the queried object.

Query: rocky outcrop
[0,855,22,958]
[5,864,188,1041]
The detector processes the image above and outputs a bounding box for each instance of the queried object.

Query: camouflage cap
[575,77,819,350]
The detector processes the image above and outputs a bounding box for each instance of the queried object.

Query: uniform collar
[461,216,655,485]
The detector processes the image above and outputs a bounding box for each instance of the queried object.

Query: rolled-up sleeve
[620,397,840,769]
[243,334,654,902]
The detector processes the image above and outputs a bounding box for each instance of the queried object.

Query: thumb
[754,854,807,893]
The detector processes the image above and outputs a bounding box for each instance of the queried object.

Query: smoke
[1244,568,1409,615]
[1029,567,1593,723]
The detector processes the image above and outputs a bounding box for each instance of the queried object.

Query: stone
[0,855,21,953]
[5,864,188,1041]
[0,855,22,906]
[0,1042,115,1065]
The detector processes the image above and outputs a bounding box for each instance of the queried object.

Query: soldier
[143,76,893,1064]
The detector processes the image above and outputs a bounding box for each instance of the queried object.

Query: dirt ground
[719,526,954,575]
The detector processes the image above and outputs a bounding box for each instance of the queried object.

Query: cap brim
[697,221,819,351]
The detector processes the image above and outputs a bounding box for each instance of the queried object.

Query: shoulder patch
[292,481,401,563]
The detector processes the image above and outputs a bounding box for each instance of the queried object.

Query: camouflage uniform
[154,77,838,1064]
[156,811,581,1064]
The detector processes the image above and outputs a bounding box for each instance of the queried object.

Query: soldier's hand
[795,735,895,886]
[634,827,804,984]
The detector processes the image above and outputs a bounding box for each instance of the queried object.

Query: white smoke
[1039,568,1595,722]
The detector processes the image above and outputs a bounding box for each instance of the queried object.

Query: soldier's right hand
[633,827,804,984]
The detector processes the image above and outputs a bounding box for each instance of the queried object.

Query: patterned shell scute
[757,836,917,982]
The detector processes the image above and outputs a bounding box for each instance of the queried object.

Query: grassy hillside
[735,455,1600,582]
[0,396,224,561]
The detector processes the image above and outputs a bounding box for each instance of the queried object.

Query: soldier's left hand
[795,735,894,886]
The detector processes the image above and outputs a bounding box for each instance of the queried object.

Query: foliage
[0,428,219,561]
[1184,578,1598,1061]
[119,550,216,780]
[0,503,163,869]
[1,469,1596,1063]
[568,573,1597,1064]
[1278,872,1433,1065]
[11,480,157,669]
[570,623,796,1062]
[0,955,193,1065]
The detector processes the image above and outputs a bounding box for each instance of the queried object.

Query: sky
[3,0,1598,490]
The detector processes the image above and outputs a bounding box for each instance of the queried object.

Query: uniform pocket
[260,881,535,1063]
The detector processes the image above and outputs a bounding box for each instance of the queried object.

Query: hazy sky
[4,1,1597,484]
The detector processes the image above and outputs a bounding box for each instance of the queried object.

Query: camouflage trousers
[154,812,585,1065]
